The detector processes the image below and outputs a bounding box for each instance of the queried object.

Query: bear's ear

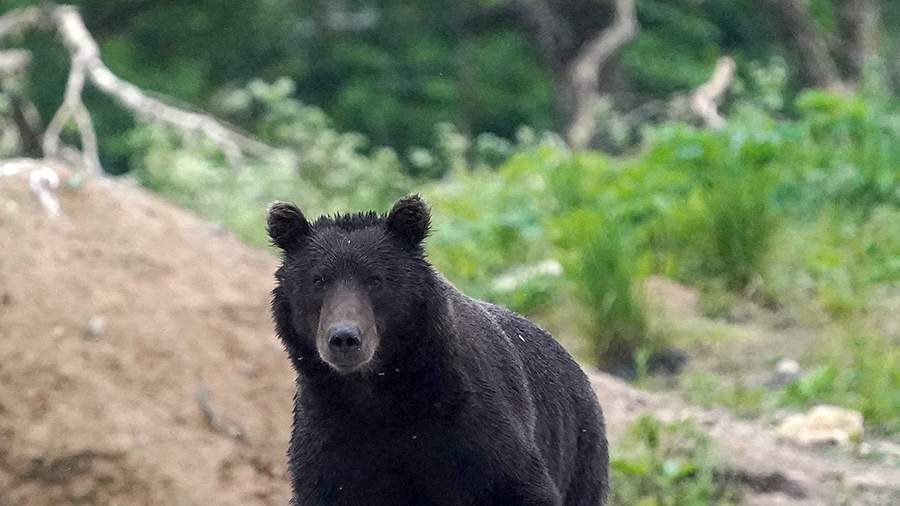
[267,201,310,253]
[386,194,430,249]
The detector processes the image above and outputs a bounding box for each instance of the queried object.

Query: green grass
[681,372,768,419]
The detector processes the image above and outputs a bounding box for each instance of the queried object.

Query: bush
[424,138,567,311]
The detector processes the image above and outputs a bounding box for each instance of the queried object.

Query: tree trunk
[763,0,845,89]
[835,0,881,79]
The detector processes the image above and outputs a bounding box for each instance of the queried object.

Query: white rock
[776,358,800,376]
[777,405,864,446]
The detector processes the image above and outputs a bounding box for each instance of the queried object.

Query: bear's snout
[316,284,378,373]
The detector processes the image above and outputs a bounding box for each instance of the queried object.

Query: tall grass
[568,220,648,371]
[702,167,777,290]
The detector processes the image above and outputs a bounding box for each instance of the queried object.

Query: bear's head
[268,194,433,375]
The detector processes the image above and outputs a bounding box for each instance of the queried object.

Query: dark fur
[270,195,608,505]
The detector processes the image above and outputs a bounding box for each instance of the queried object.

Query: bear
[268,194,608,505]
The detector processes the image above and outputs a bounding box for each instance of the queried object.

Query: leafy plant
[611,415,740,505]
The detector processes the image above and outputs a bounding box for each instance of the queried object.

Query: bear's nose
[327,324,362,352]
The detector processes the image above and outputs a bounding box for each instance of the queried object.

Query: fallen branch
[40,13,101,174]
[1,5,280,171]
[690,56,736,129]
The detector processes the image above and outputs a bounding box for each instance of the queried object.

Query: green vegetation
[128,82,899,406]
[611,415,740,505]
[781,330,900,434]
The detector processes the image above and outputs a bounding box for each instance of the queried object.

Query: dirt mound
[0,165,292,505]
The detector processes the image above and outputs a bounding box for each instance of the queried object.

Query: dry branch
[0,158,62,218]
[690,56,736,129]
[565,0,637,149]
[0,6,43,41]
[48,5,278,164]
[1,4,279,171]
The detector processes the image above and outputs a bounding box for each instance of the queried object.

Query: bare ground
[0,165,897,505]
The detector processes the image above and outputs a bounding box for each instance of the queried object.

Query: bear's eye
[366,275,384,288]
[312,275,327,289]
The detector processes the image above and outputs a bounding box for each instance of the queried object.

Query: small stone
[85,315,106,338]
[767,358,801,388]
[51,326,65,338]
[776,358,800,376]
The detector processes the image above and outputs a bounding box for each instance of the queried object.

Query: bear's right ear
[267,202,310,253]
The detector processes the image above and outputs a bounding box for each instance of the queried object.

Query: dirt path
[1,165,897,504]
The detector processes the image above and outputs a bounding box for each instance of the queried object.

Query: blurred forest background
[1,1,898,504]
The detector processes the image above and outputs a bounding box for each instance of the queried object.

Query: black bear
[268,195,608,505]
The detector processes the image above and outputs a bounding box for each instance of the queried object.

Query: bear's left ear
[267,201,310,253]
[386,194,430,249]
